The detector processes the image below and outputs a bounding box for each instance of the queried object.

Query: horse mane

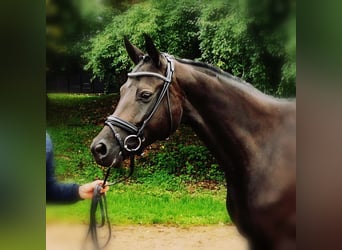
[174,57,294,103]
[176,57,247,85]
[175,57,272,97]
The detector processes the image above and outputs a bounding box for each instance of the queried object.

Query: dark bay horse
[90,35,296,250]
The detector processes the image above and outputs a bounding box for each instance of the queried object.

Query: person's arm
[46,133,81,203]
[46,133,109,203]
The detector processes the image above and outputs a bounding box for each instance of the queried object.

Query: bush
[136,142,225,184]
[198,0,271,93]
[82,0,295,97]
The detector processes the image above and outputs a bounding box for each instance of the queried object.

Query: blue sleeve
[46,133,81,203]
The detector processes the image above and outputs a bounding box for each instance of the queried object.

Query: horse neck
[174,62,287,170]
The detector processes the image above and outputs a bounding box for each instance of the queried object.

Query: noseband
[105,53,175,154]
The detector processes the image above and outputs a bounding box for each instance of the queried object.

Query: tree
[198,0,270,93]
[46,0,114,74]
[82,0,296,97]
[245,0,296,96]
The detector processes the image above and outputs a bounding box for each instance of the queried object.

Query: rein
[85,155,135,250]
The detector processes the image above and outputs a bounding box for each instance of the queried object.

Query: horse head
[90,35,183,167]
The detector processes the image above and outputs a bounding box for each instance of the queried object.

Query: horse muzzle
[90,127,123,167]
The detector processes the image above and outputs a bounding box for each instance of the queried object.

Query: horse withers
[90,35,296,250]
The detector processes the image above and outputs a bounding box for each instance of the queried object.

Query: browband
[127,72,170,82]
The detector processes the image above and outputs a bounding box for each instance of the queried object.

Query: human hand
[78,180,109,200]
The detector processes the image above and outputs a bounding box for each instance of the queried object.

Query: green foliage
[82,0,203,92]
[276,6,296,97]
[198,0,271,93]
[152,0,201,59]
[46,0,114,73]
[82,0,295,97]
[245,0,296,96]
[82,1,159,92]
[137,141,225,187]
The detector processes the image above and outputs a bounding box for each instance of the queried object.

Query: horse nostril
[94,143,107,156]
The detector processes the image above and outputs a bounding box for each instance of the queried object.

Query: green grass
[46,125,103,182]
[47,93,118,126]
[46,93,230,225]
[46,183,229,225]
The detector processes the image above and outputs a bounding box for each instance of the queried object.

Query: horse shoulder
[245,103,296,245]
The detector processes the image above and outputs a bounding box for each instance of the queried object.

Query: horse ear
[144,34,160,67]
[124,36,144,65]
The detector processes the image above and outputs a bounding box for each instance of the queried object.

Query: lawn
[46,93,230,225]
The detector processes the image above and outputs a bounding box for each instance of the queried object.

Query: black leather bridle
[86,54,175,250]
[105,53,175,155]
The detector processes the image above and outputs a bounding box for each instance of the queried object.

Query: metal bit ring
[123,135,142,152]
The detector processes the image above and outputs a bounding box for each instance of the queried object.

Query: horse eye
[140,91,152,100]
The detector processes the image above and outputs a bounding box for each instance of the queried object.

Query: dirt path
[46,223,248,250]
